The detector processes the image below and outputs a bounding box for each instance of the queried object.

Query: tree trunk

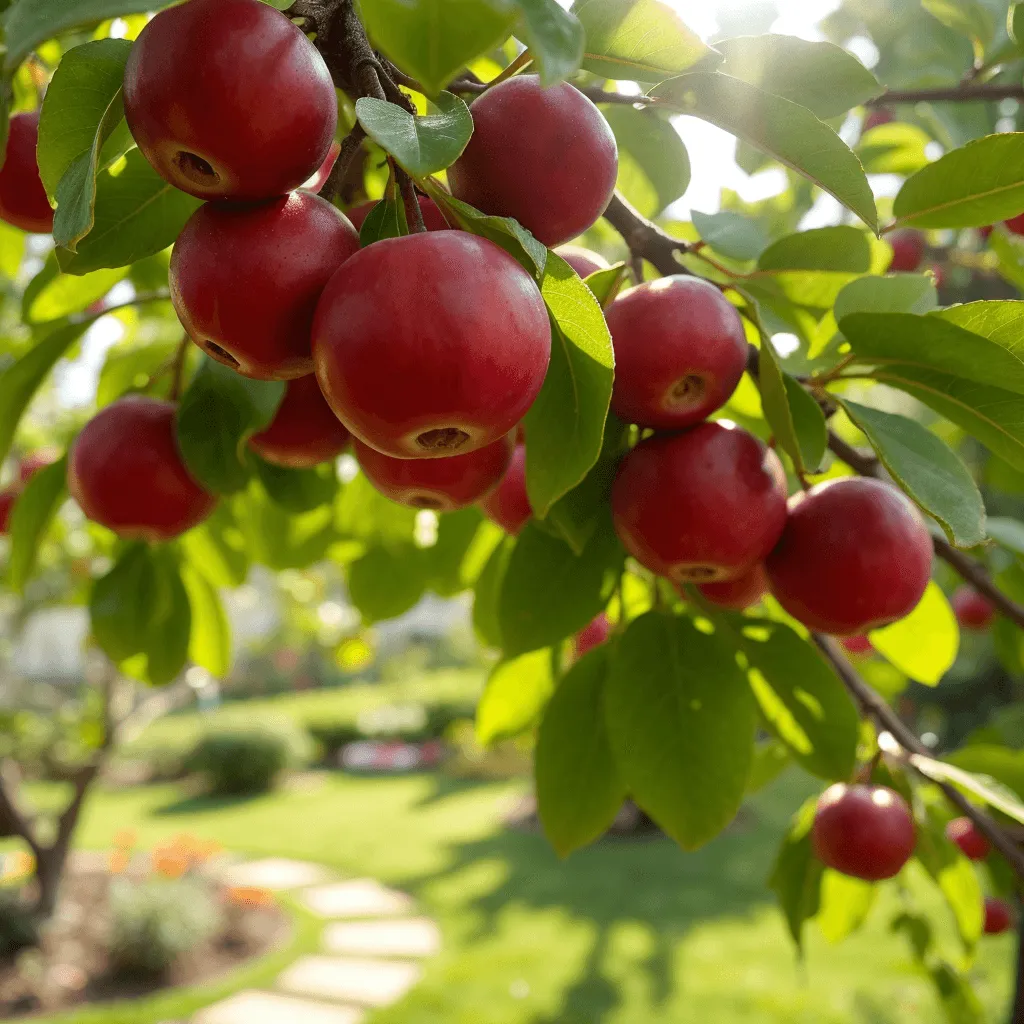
[33,845,69,920]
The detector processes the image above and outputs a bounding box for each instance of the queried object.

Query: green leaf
[179,504,250,588]
[715,35,881,120]
[757,340,823,475]
[336,472,418,547]
[833,275,938,322]
[817,871,875,945]
[7,454,67,593]
[472,534,514,647]
[1011,3,1024,48]
[945,745,1024,817]
[476,647,554,744]
[737,620,859,781]
[769,797,824,952]
[922,0,993,57]
[22,255,127,324]
[358,0,516,96]
[235,479,336,571]
[423,507,487,596]
[746,738,792,794]
[573,0,717,82]
[691,210,768,262]
[857,122,933,177]
[839,400,985,548]
[181,563,231,678]
[250,456,338,514]
[986,516,1024,555]
[535,646,627,856]
[347,545,427,623]
[97,340,179,405]
[758,227,873,273]
[524,250,614,516]
[55,150,202,276]
[606,612,757,850]
[893,134,1024,229]
[514,0,585,86]
[583,263,629,307]
[868,581,959,686]
[786,376,827,472]
[356,93,473,178]
[936,298,1024,348]
[176,357,284,495]
[359,174,410,246]
[652,73,877,232]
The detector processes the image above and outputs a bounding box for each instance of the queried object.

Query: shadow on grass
[152,792,266,816]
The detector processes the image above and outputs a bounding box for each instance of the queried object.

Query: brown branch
[866,83,1024,105]
[0,761,41,859]
[602,192,693,278]
[397,167,426,232]
[322,122,367,205]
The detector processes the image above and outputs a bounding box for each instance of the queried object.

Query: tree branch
[602,192,693,278]
[866,82,1024,105]
[0,761,41,860]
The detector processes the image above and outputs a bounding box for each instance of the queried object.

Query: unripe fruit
[697,563,769,610]
[479,444,532,534]
[68,396,215,541]
[574,613,611,658]
[951,586,995,631]
[354,432,514,510]
[123,0,337,201]
[249,375,351,468]
[1005,212,1024,236]
[766,478,933,635]
[984,897,1014,935]
[887,230,926,272]
[171,191,360,380]
[346,196,450,232]
[945,817,991,861]
[611,423,788,583]
[841,634,874,656]
[0,489,17,534]
[812,783,916,881]
[606,276,748,430]
[313,232,550,458]
[448,76,618,247]
[863,108,894,132]
[0,112,54,234]
[556,245,610,278]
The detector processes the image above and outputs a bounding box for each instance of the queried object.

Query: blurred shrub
[0,887,37,956]
[187,721,309,795]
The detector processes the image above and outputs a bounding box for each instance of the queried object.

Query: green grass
[18,768,1016,1024]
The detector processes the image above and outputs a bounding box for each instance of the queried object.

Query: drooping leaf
[583,263,630,307]
[817,871,875,945]
[22,256,128,325]
[347,544,427,623]
[691,210,768,262]
[513,0,585,86]
[235,479,337,571]
[986,516,1024,556]
[769,797,824,952]
[472,534,514,647]
[868,581,959,686]
[757,339,825,475]
[857,122,933,177]
[359,171,410,246]
[921,745,1024,825]
[758,226,873,273]
[7,454,67,593]
[179,504,250,589]
[250,456,338,514]
[833,275,938,323]
[476,647,554,744]
[921,0,993,58]
[181,563,232,678]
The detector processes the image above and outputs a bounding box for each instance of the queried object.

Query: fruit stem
[488,49,534,89]
[397,166,427,233]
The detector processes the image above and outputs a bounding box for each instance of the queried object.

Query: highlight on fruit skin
[479,444,532,535]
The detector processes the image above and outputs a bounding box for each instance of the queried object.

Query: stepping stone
[194,990,364,1024]
[277,955,422,1007]
[221,858,330,891]
[323,918,441,958]
[301,879,414,918]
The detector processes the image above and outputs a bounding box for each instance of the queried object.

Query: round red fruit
[697,563,769,610]
[951,586,995,631]
[813,783,916,881]
[479,444,532,534]
[313,232,550,458]
[575,613,611,658]
[606,276,748,430]
[766,478,933,635]
[945,817,991,861]
[345,196,450,232]
[863,108,894,132]
[888,230,926,272]
[0,112,53,234]
[556,245,610,278]
[68,396,215,541]
[1006,212,1024,236]
[171,191,359,380]
[123,0,337,201]
[984,897,1013,935]
[841,634,874,656]
[250,375,351,468]
[354,432,514,511]
[448,76,617,247]
[611,422,788,584]
[0,488,18,534]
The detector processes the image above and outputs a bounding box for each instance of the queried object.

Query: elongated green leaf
[833,275,938,323]
[869,581,959,686]
[606,612,757,850]
[692,210,767,262]
[786,376,827,472]
[817,871,875,945]
[514,0,585,86]
[181,563,231,678]
[922,0,993,56]
[945,745,1024,818]
[716,35,881,120]
[769,797,824,952]
[535,646,626,856]
[251,457,338,514]
[583,264,629,308]
[758,226,873,273]
[857,122,933,176]
[472,534,514,647]
[7,454,67,592]
[524,250,614,516]
[893,134,1024,229]
[347,544,427,623]
[1011,3,1024,48]
[935,299,1024,346]
[359,174,410,246]
[180,504,250,589]
[757,340,811,474]
[477,647,554,744]
[22,256,127,324]
[986,516,1024,555]
[235,479,337,571]
[652,74,877,231]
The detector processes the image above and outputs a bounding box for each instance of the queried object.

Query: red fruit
[171,191,360,380]
[0,488,18,534]
[123,0,337,201]
[303,140,341,193]
[18,448,59,483]
[345,196,451,232]
[313,232,550,458]
[841,634,874,656]
[697,563,768,610]
[951,586,995,631]
[1005,212,1024,236]
[354,432,513,510]
[448,76,617,247]
[249,375,351,468]
[813,783,916,881]
[575,613,611,658]
[479,444,532,534]
[766,478,933,635]
[0,112,53,233]
[863,108,894,132]
[888,230,926,272]
[979,224,994,241]
[556,245,610,278]
[945,817,991,861]
[68,396,215,541]
[984,897,1014,935]
[606,277,747,430]
[611,423,788,583]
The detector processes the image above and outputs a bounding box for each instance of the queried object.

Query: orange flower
[109,850,131,875]
[151,846,190,879]
[225,885,275,908]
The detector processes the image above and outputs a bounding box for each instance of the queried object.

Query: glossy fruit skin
[813,784,916,881]
[313,232,550,458]
[841,634,874,656]
[611,423,788,583]
[984,897,1013,935]
[171,192,360,380]
[556,245,610,278]
[346,196,450,232]
[354,432,514,510]
[1005,212,1024,236]
[888,230,926,272]
[0,113,53,233]
[951,586,995,631]
[0,489,17,534]
[123,0,337,201]
[766,478,933,635]
[479,444,532,534]
[250,375,351,468]
[575,613,611,658]
[606,277,748,430]
[945,817,991,861]
[697,563,769,610]
[448,76,618,247]
[68,396,215,541]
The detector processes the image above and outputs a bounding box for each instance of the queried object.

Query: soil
[0,864,290,1019]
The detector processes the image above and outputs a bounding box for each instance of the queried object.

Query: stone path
[193,858,441,1024]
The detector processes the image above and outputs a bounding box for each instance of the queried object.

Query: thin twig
[396,166,426,232]
[69,289,170,325]
[866,82,1024,105]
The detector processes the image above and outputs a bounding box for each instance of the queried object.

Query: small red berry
[697,563,769,610]
[574,613,611,658]
[951,586,995,631]
[249,375,351,469]
[863,108,895,132]
[1005,212,1024,237]
[945,817,991,861]
[556,245,610,278]
[0,488,18,534]
[984,897,1014,935]
[345,195,451,232]
[979,225,994,241]
[841,634,874,656]
[888,230,926,272]
[0,112,53,234]
[479,444,532,535]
